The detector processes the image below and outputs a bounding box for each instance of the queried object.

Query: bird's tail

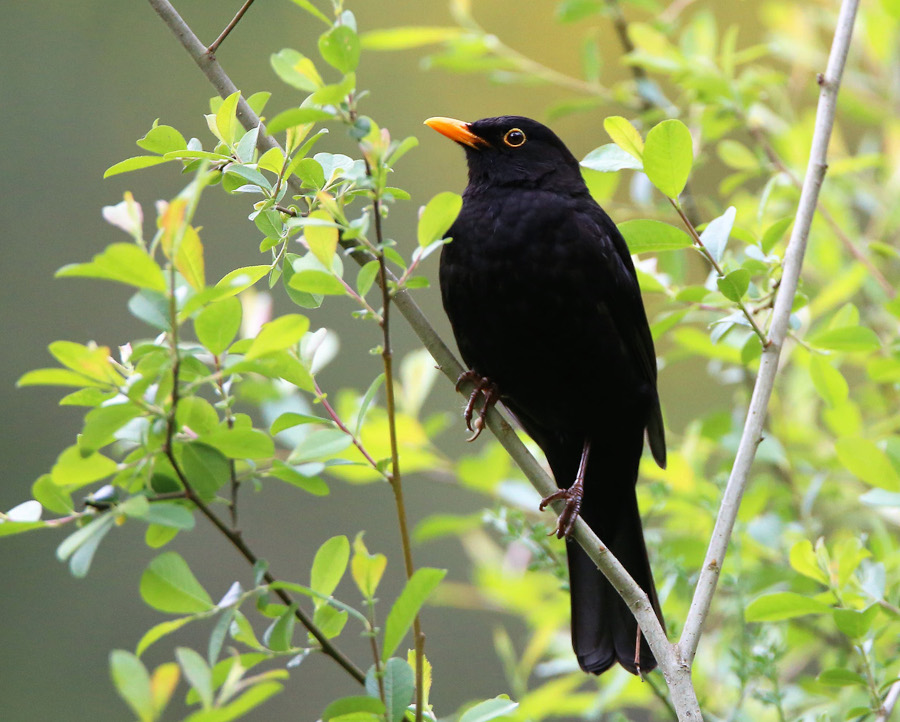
[565,467,663,675]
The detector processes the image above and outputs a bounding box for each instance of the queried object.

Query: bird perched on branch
[425,115,666,675]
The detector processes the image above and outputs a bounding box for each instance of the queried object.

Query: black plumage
[426,115,666,674]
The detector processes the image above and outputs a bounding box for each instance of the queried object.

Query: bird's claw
[456,371,499,442]
[539,482,584,539]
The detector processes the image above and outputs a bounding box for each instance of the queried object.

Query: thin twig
[679,0,860,666]
[876,679,900,722]
[206,0,257,55]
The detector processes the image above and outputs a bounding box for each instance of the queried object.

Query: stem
[314,380,384,474]
[213,355,240,527]
[373,194,426,722]
[206,0,256,55]
[679,0,860,666]
[365,598,386,705]
[670,198,770,347]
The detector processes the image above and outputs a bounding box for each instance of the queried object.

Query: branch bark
[876,678,900,722]
[679,0,860,666]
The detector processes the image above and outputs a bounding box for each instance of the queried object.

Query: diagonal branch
[875,678,900,722]
[679,0,860,666]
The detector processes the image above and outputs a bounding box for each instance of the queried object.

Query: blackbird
[425,115,666,675]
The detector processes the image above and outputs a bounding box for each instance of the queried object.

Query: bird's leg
[455,370,500,442]
[539,439,591,539]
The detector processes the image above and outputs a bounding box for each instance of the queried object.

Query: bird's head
[425,115,585,192]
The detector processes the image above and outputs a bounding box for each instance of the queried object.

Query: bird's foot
[455,371,500,442]
[539,477,584,539]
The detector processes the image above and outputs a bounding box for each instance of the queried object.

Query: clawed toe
[456,371,499,442]
[540,486,583,539]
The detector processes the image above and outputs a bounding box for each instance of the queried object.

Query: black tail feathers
[566,484,663,675]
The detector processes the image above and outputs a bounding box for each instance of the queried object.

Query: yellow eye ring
[503,128,526,147]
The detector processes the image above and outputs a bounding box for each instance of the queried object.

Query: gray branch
[678,0,860,666]
[876,679,900,722]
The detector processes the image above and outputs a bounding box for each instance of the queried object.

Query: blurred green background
[0,1,740,719]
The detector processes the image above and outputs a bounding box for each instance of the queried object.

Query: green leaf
[356,260,380,297]
[580,144,644,172]
[808,326,881,352]
[319,25,361,73]
[305,211,340,267]
[459,696,519,722]
[292,158,327,189]
[761,217,793,254]
[361,26,463,50]
[131,502,195,530]
[56,513,116,577]
[32,475,74,514]
[322,696,385,721]
[140,552,215,614]
[177,397,220,436]
[311,535,350,600]
[809,356,849,407]
[51,445,118,489]
[382,567,446,661]
[271,49,323,92]
[215,91,241,146]
[717,269,750,302]
[177,647,214,709]
[289,428,352,463]
[224,163,272,192]
[355,373,385,437]
[833,606,878,639]
[267,461,329,496]
[617,219,693,254]
[417,191,462,247]
[789,540,828,584]
[311,73,356,106]
[104,155,170,178]
[289,0,332,25]
[200,428,274,460]
[215,265,271,297]
[266,605,297,652]
[178,442,231,499]
[195,296,242,356]
[312,603,347,639]
[81,403,142,454]
[267,107,334,135]
[700,206,736,264]
[835,438,900,490]
[136,616,195,657]
[717,139,757,170]
[138,124,188,155]
[289,270,346,295]
[643,119,693,198]
[245,314,310,360]
[817,668,868,687]
[365,658,414,722]
[745,591,831,622]
[56,243,167,292]
[603,116,644,159]
[351,533,387,599]
[17,368,105,388]
[270,412,328,435]
[110,650,154,722]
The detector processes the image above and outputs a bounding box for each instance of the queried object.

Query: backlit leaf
[643,119,693,198]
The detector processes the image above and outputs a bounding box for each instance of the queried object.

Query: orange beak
[425,117,488,149]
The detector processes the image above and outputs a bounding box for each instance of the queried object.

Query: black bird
[425,115,666,675]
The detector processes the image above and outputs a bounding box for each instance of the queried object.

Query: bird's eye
[503,128,526,147]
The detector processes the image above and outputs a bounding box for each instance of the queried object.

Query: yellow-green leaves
[417,191,462,247]
[745,592,831,622]
[245,314,310,360]
[319,25,361,74]
[618,219,693,254]
[381,567,446,661]
[310,535,350,602]
[194,296,242,356]
[835,438,900,491]
[603,116,644,159]
[643,119,693,199]
[57,243,166,292]
[351,533,387,599]
[304,211,340,267]
[603,116,693,200]
[271,49,324,92]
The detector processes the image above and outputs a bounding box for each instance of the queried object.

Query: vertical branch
[679,0,860,665]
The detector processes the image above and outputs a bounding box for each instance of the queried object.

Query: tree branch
[876,679,900,722]
[679,0,860,666]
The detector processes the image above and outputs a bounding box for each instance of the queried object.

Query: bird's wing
[574,206,667,469]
